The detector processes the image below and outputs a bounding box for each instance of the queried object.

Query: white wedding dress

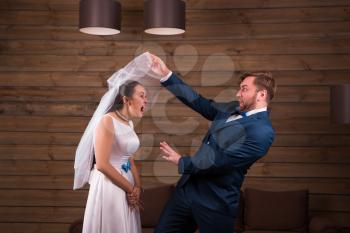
[82,114,141,233]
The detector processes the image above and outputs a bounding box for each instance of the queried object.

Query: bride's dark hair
[107,80,142,113]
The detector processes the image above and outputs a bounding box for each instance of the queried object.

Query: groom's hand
[160,141,181,165]
[149,53,171,79]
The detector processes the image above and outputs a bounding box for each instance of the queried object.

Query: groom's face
[236,76,258,112]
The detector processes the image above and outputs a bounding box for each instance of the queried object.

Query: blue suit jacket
[162,73,275,216]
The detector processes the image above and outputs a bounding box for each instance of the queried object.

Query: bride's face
[126,84,148,118]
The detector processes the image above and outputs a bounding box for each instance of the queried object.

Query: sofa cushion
[141,184,175,227]
[244,188,308,232]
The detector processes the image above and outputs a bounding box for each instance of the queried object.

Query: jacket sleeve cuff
[178,156,193,174]
[160,71,173,83]
[161,72,179,88]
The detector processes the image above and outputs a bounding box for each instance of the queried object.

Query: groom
[149,54,276,233]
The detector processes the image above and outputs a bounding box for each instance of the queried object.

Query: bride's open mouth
[140,106,145,114]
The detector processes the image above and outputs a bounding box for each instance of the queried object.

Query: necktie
[226,111,246,123]
[239,111,247,118]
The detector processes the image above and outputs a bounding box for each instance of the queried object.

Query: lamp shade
[144,0,185,35]
[79,0,121,35]
[330,84,350,124]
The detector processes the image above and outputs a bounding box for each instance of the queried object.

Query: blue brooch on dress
[121,160,131,173]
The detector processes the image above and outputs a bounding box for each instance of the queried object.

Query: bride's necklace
[115,110,130,122]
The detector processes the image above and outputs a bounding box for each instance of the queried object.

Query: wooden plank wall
[0,0,350,232]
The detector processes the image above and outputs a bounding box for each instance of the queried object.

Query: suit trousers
[154,185,235,233]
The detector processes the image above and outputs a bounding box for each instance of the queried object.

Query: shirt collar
[245,107,267,117]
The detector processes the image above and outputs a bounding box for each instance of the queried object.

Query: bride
[73,52,158,233]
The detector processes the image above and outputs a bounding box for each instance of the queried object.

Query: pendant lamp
[330,84,350,124]
[144,0,185,35]
[79,0,121,35]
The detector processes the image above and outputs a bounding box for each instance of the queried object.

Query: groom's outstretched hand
[149,53,171,79]
[160,141,181,165]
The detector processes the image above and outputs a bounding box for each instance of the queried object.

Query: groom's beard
[239,93,258,112]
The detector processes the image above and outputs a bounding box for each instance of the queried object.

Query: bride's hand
[132,186,142,200]
[127,187,144,210]
[132,187,144,210]
[149,53,171,79]
[127,195,144,210]
[127,192,137,209]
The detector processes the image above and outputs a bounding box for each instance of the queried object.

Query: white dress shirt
[226,107,267,123]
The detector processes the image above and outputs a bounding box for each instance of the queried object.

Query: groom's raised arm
[149,53,220,121]
[161,72,219,121]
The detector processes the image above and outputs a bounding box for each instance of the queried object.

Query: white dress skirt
[82,115,141,233]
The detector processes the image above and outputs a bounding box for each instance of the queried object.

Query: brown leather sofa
[69,186,340,233]
[140,184,175,233]
[239,188,340,233]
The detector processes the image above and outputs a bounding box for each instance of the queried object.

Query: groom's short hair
[239,71,276,102]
